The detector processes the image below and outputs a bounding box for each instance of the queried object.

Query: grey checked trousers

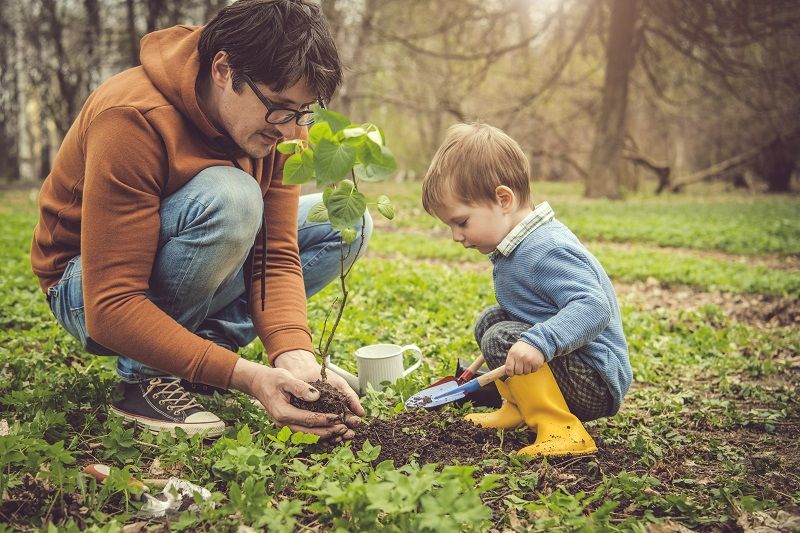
[475,305,614,422]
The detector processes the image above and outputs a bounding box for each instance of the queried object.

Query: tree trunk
[125,0,139,66]
[167,0,189,27]
[760,137,796,193]
[0,3,17,180]
[14,4,34,181]
[585,0,639,199]
[332,0,377,118]
[145,0,163,33]
[84,0,102,91]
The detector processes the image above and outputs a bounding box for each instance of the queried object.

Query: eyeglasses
[241,73,319,126]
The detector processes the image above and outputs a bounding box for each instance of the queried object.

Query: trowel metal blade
[405,381,465,409]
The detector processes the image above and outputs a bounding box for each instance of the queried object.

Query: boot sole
[109,406,225,438]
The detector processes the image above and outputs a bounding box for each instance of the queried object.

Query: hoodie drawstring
[230,158,267,312]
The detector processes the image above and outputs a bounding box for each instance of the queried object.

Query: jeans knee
[195,167,263,250]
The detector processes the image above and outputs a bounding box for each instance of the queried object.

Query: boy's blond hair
[422,123,531,213]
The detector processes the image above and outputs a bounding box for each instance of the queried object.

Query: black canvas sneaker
[110,378,225,438]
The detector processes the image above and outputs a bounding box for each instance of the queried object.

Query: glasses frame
[240,73,322,126]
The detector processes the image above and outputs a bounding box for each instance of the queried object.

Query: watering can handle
[324,355,360,392]
[400,344,423,377]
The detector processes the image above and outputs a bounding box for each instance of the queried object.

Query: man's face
[217,75,317,158]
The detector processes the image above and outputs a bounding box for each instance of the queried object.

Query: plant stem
[319,216,365,362]
[317,171,367,381]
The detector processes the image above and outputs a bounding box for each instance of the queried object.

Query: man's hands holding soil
[230,351,363,444]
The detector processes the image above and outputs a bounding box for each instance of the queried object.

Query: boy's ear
[495,186,516,212]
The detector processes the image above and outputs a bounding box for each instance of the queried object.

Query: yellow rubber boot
[506,363,597,457]
[464,380,523,429]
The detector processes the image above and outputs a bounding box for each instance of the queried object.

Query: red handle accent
[456,355,485,384]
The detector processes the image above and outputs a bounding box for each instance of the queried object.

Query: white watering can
[325,343,423,394]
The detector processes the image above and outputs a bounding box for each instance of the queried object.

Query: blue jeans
[46,166,372,382]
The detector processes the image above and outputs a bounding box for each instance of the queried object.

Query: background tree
[0,2,19,180]
[0,0,797,195]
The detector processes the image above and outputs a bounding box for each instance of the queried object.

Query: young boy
[421,123,632,457]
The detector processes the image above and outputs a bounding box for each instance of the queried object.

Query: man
[30,0,366,442]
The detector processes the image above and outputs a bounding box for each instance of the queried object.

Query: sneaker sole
[109,406,226,438]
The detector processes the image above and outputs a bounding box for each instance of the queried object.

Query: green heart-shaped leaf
[327,179,367,230]
[313,107,351,133]
[277,139,303,154]
[315,138,357,186]
[342,126,367,139]
[376,195,395,220]
[307,201,329,222]
[309,121,334,147]
[340,227,357,243]
[282,149,315,184]
[365,124,384,146]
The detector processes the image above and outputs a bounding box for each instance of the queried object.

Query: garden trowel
[406,366,507,409]
[423,354,485,389]
[83,464,213,519]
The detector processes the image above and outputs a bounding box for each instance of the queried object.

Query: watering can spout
[324,356,360,393]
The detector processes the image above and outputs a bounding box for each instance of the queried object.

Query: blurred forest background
[1,0,799,198]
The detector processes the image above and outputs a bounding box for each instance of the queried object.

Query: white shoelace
[145,378,202,415]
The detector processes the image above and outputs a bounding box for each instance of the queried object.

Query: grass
[1,183,798,531]
[369,232,800,296]
[369,181,800,256]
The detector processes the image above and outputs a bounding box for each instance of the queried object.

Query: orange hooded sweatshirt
[31,26,313,388]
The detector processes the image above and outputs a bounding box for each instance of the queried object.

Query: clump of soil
[1,474,86,527]
[405,394,433,409]
[350,409,532,465]
[290,380,349,420]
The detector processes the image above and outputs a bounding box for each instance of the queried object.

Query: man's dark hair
[198,0,342,101]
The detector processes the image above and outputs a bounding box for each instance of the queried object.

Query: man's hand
[274,350,365,432]
[505,341,545,376]
[230,358,353,442]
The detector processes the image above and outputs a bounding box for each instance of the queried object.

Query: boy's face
[433,194,513,254]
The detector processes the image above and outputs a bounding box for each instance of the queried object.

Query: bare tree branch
[666,144,763,192]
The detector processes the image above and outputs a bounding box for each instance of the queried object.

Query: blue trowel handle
[434,366,507,399]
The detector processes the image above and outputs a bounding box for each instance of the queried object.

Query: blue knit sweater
[491,219,632,413]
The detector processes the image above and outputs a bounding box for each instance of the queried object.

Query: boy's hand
[505,341,545,376]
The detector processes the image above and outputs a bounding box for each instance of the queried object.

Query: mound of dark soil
[350,409,532,465]
[290,380,349,420]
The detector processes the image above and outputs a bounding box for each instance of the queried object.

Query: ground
[0,181,798,532]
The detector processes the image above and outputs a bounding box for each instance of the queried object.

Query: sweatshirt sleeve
[81,107,239,388]
[520,247,612,360]
[250,149,314,365]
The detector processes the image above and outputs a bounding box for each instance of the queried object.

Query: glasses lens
[266,110,295,124]
[296,112,315,126]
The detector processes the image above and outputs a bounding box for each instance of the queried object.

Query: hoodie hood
[140,25,225,143]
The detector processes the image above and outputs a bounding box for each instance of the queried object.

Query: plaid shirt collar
[491,202,555,258]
